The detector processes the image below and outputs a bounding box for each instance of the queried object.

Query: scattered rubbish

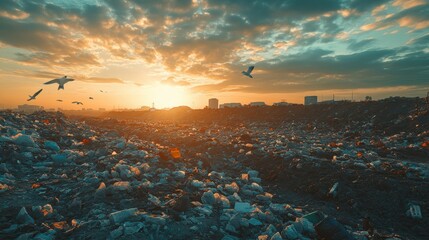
[169,147,181,159]
[16,207,35,225]
[109,208,138,224]
[0,102,427,239]
[406,203,423,220]
[234,202,255,213]
[315,216,355,240]
[328,182,339,198]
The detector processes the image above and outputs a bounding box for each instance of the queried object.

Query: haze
[0,0,428,109]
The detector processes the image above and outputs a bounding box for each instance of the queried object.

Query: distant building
[317,100,335,105]
[304,96,318,105]
[219,103,242,108]
[208,98,219,109]
[17,104,44,114]
[99,108,106,111]
[273,101,290,106]
[249,102,266,107]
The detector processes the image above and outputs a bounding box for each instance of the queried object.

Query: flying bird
[27,89,43,101]
[242,66,255,78]
[44,76,74,90]
[72,101,83,105]
[89,97,94,100]
[56,99,63,102]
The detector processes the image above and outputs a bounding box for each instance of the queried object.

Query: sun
[149,84,190,108]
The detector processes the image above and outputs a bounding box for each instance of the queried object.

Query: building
[219,103,242,108]
[249,102,266,107]
[304,96,318,105]
[273,101,290,106]
[17,104,44,114]
[317,100,335,105]
[208,98,219,109]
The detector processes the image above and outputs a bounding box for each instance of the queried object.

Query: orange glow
[150,84,190,108]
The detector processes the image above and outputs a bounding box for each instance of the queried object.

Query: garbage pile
[1,109,428,239]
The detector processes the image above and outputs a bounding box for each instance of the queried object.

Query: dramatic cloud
[78,76,125,84]
[161,76,191,86]
[193,47,429,93]
[0,0,428,98]
[348,38,376,51]
[0,69,125,84]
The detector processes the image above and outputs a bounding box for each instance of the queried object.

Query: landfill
[1,98,428,239]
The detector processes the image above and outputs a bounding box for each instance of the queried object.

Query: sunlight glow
[150,84,191,109]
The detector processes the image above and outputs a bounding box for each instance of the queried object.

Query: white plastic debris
[248,170,259,178]
[12,133,37,147]
[406,203,422,219]
[201,191,216,205]
[16,207,35,225]
[249,218,263,226]
[109,208,138,224]
[44,141,60,151]
[234,202,255,213]
[281,224,300,239]
[225,182,240,194]
[191,179,205,188]
[270,232,283,240]
[172,170,186,179]
[328,182,339,198]
[148,194,161,206]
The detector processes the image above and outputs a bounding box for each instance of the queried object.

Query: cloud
[348,38,376,51]
[0,0,427,97]
[78,76,125,84]
[393,0,426,9]
[360,4,429,31]
[0,69,125,84]
[347,0,392,13]
[192,47,429,93]
[407,33,429,46]
[161,76,191,86]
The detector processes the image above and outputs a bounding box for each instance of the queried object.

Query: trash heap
[1,109,427,239]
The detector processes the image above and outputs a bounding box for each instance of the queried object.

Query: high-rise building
[208,98,219,109]
[304,96,318,105]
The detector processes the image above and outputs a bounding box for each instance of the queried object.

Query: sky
[0,0,428,110]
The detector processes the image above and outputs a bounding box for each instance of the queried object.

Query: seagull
[27,89,43,101]
[56,99,63,102]
[72,101,83,105]
[242,66,255,78]
[44,76,74,90]
[89,97,94,100]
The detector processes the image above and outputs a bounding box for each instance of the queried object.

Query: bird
[242,66,255,78]
[27,89,43,101]
[44,76,74,90]
[89,97,94,100]
[56,99,63,102]
[72,101,83,105]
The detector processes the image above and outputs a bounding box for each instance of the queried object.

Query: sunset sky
[0,0,428,110]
